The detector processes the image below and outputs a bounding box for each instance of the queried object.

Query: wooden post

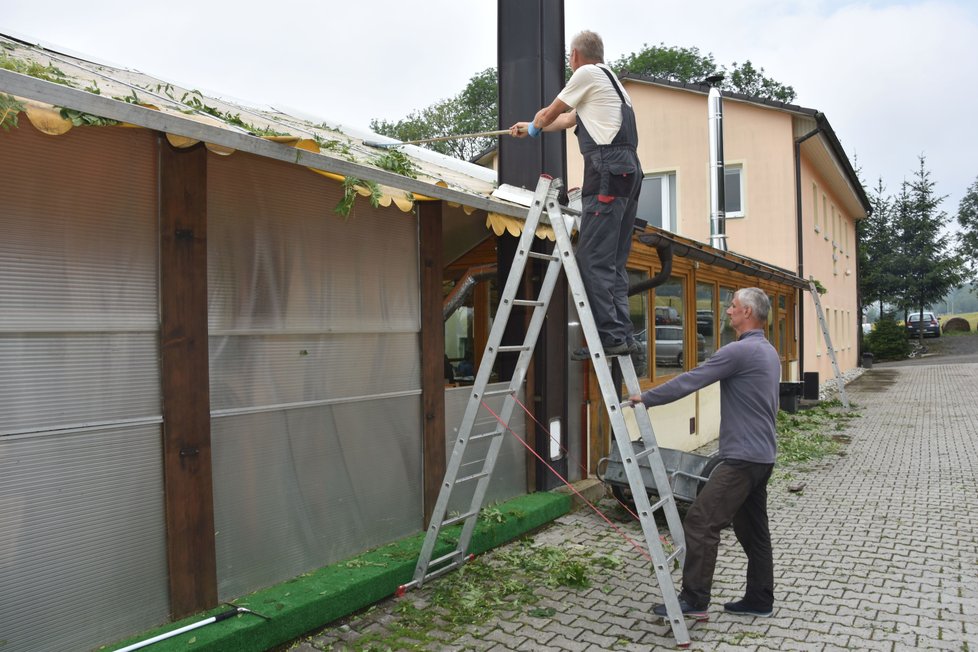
[418,201,446,527]
[159,139,217,617]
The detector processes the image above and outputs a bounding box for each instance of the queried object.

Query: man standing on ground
[629,287,780,619]
[510,30,642,360]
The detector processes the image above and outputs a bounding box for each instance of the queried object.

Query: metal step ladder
[402,174,693,647]
[807,279,849,409]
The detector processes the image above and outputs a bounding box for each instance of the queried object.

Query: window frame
[723,163,745,219]
[638,170,678,232]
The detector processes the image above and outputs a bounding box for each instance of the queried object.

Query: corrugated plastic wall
[0,125,168,652]
[206,152,424,599]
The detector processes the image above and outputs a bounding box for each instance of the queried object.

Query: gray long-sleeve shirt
[639,329,780,464]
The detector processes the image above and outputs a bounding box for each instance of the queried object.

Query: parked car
[906,311,941,338]
[653,325,706,367]
[654,306,681,325]
[696,310,714,338]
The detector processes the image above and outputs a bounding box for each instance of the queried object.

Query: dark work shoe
[653,600,709,620]
[570,341,631,361]
[723,600,773,617]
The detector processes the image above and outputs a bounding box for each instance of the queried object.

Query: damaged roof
[0,32,531,221]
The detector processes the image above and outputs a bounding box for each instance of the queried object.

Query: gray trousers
[577,190,640,346]
[679,459,775,609]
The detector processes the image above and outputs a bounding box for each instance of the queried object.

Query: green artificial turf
[101,491,570,652]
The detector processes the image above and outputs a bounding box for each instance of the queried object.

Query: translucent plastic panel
[444,383,528,513]
[0,425,168,652]
[0,126,158,331]
[211,397,423,599]
[0,333,161,435]
[207,151,420,334]
[209,332,420,412]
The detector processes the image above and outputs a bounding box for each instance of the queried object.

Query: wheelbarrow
[596,440,723,507]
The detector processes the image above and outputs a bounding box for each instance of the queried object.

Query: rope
[479,399,654,562]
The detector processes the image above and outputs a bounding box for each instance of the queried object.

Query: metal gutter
[0,68,529,220]
[636,231,808,290]
[794,126,822,378]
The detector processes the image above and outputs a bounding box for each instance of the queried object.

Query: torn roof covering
[0,32,527,220]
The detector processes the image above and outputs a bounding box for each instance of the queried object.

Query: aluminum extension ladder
[807,279,849,409]
[402,174,694,647]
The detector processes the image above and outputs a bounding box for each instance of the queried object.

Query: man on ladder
[630,288,781,620]
[510,29,642,359]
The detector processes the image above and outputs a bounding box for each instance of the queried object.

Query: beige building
[552,74,870,456]
[565,74,870,387]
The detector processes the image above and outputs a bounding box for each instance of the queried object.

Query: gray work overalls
[575,65,643,347]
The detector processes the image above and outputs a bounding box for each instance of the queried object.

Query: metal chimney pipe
[708,85,728,251]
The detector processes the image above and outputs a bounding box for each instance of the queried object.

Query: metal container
[597,441,720,504]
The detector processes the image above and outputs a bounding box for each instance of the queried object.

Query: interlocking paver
[293,361,978,650]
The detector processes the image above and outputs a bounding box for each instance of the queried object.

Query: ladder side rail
[617,355,687,564]
[413,178,553,581]
[545,197,691,646]
[600,372,691,645]
[452,253,567,559]
[808,281,849,409]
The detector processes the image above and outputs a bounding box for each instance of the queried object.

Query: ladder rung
[443,510,478,527]
[632,446,658,462]
[496,345,529,353]
[647,495,671,512]
[470,430,503,441]
[428,550,463,569]
[665,545,686,566]
[420,558,466,584]
[512,299,545,307]
[455,471,490,485]
[481,388,514,398]
[527,251,558,261]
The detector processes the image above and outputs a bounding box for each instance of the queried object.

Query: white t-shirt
[556,63,632,145]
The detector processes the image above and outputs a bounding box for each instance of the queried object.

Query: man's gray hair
[571,30,604,63]
[736,287,771,323]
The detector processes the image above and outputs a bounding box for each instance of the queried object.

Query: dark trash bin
[802,372,820,400]
[862,352,874,369]
[779,381,803,413]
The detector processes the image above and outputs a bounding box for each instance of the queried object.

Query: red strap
[598,194,615,204]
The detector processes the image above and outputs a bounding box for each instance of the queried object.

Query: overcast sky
[4,0,977,214]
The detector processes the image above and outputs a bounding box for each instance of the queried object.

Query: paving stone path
[296,361,978,651]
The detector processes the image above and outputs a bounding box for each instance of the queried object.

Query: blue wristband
[526,122,541,137]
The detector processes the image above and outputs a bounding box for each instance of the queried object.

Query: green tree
[612,44,795,103]
[858,179,901,317]
[892,156,966,343]
[370,45,795,159]
[370,68,498,160]
[956,175,978,286]
[611,44,718,84]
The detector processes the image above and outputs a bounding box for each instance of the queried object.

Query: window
[695,282,717,363]
[720,286,737,347]
[638,172,677,231]
[822,195,829,240]
[653,277,685,377]
[812,183,819,233]
[628,269,650,377]
[724,165,744,217]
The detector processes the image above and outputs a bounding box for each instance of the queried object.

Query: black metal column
[498,0,568,490]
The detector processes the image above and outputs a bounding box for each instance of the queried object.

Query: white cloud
[4,0,976,210]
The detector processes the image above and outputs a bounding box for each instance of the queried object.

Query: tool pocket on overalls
[602,149,638,201]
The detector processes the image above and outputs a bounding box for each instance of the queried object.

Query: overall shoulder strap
[597,65,627,104]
